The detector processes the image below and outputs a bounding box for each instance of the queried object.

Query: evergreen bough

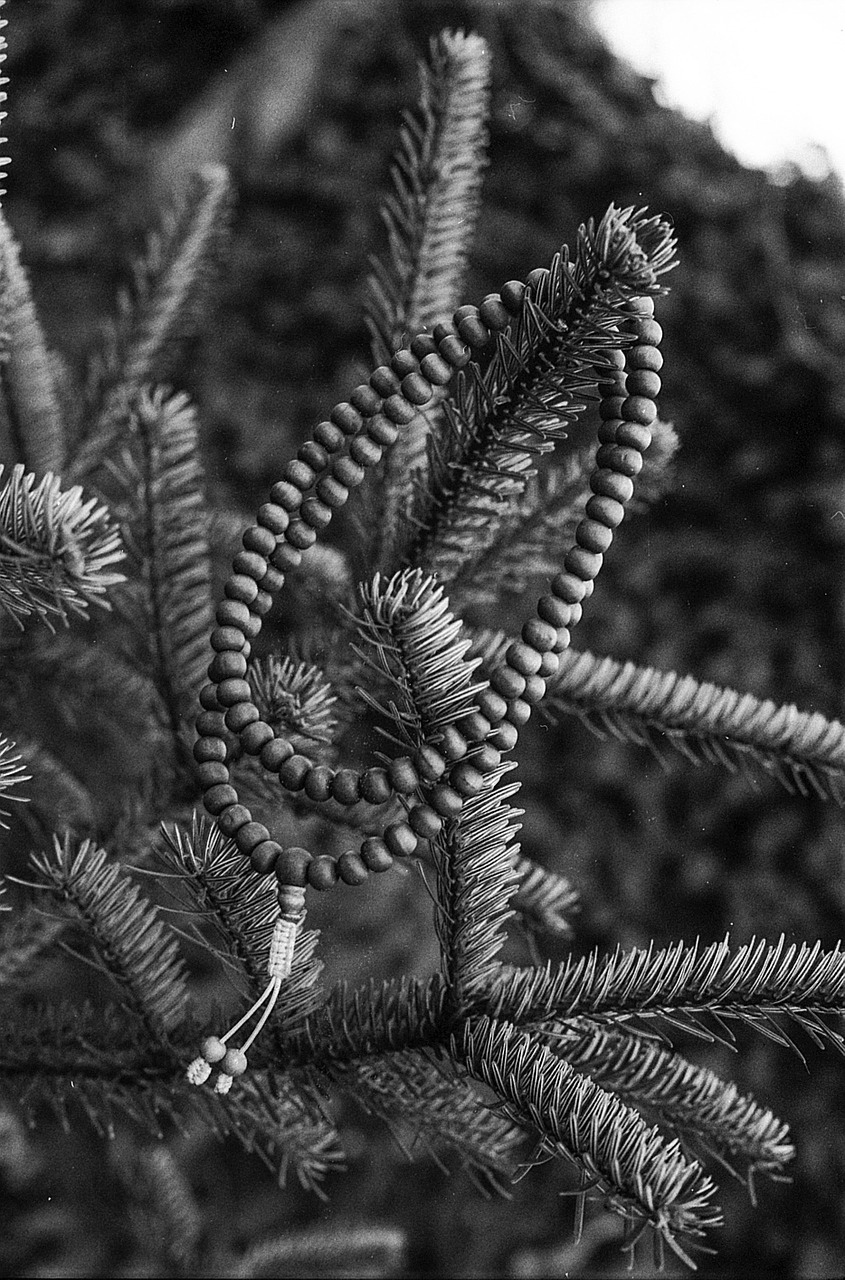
[0,13,843,1272]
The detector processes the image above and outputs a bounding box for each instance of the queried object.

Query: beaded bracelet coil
[187,281,663,1089]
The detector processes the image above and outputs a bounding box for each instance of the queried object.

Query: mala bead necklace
[188,282,664,1090]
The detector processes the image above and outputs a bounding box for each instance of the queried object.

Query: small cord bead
[410,334,438,359]
[499,280,525,313]
[391,349,419,377]
[331,768,363,805]
[621,395,657,426]
[476,688,508,723]
[270,543,303,572]
[590,469,635,503]
[349,435,383,468]
[225,702,259,732]
[522,675,546,705]
[216,599,251,630]
[269,481,302,511]
[478,295,510,331]
[196,710,227,736]
[217,678,252,707]
[235,822,271,855]
[419,353,453,385]
[595,444,644,477]
[489,720,519,751]
[242,527,277,557]
[506,698,532,727]
[414,745,447,782]
[299,496,333,529]
[261,738,294,770]
[251,840,283,874]
[304,765,335,802]
[337,850,369,885]
[217,804,252,837]
[211,625,247,652]
[370,366,401,397]
[287,520,318,550]
[456,313,491,349]
[313,421,346,452]
[585,494,626,527]
[205,784,239,815]
[208,651,247,682]
[450,760,486,797]
[350,384,382,416]
[367,414,401,444]
[564,546,604,581]
[382,395,417,425]
[625,369,661,398]
[440,724,468,761]
[197,761,229,787]
[308,855,339,890]
[490,666,527,700]
[408,804,443,838]
[401,371,434,405]
[616,422,653,451]
[279,755,312,790]
[224,575,259,605]
[627,344,663,372]
[315,476,349,509]
[429,784,463,818]
[274,846,312,885]
[241,721,275,755]
[388,757,419,794]
[575,518,614,555]
[360,838,394,871]
[194,736,227,763]
[383,822,418,858]
[522,618,557,652]
[331,456,366,488]
[285,459,317,490]
[361,767,393,804]
[331,402,363,434]
[550,572,588,603]
[298,441,329,471]
[505,642,543,677]
[257,502,290,535]
[437,334,471,368]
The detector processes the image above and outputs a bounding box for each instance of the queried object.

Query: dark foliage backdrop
[2,0,845,1275]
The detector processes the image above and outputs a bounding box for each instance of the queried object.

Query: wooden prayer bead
[217,804,252,837]
[270,543,302,572]
[298,441,329,471]
[208,651,247,682]
[225,702,259,732]
[235,822,270,855]
[440,725,468,761]
[211,625,247,652]
[274,846,312,886]
[537,594,572,628]
[315,476,349,509]
[490,721,519,751]
[367,414,400,444]
[349,384,382,416]
[478,295,510,330]
[286,520,317,550]
[199,683,222,710]
[410,334,438,359]
[349,436,383,467]
[499,280,525,313]
[616,422,653,451]
[370,366,401,396]
[621,395,657,426]
[476,688,508,723]
[437,334,471,368]
[401,372,434,405]
[242,526,277,557]
[586,494,626,527]
[505,642,543,676]
[240,721,274,755]
[300,497,333,529]
[429,784,463,818]
[260,738,294,770]
[629,318,663,345]
[360,838,394,871]
[599,396,626,421]
[194,736,227,763]
[550,572,588,603]
[257,502,290,534]
[383,822,418,858]
[285,459,316,490]
[564,546,604,581]
[251,840,283,875]
[279,755,312,790]
[224,574,259,605]
[472,742,502,772]
[337,850,369,885]
[331,456,366,487]
[595,444,644,477]
[506,698,532,726]
[450,760,485,797]
[408,804,442,838]
[205,784,239,815]
[589,468,635,503]
[196,710,227,737]
[388,757,419,794]
[331,769,363,805]
[576,518,614,554]
[624,369,661,398]
[382,395,417,425]
[313,421,345,452]
[490,666,527,699]
[522,675,546,705]
[361,767,392,804]
[269,481,302,511]
[330,402,363,433]
[419,353,453,385]
[522,618,557,652]
[414,745,447,781]
[627,344,663,372]
[308,855,339,890]
[391,348,419,377]
[304,765,335,802]
[197,761,229,788]
[217,678,252,707]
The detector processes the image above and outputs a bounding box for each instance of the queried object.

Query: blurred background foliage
[2,0,845,1274]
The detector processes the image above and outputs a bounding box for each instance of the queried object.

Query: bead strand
[480,295,664,748]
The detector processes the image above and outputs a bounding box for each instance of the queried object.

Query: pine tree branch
[511,854,579,940]
[353,570,522,1000]
[0,731,27,825]
[112,388,213,739]
[458,1016,721,1267]
[69,164,232,482]
[0,209,66,476]
[557,1023,794,1189]
[364,30,491,571]
[29,835,190,1042]
[486,936,845,1053]
[0,464,125,630]
[408,205,676,581]
[295,973,448,1064]
[543,647,845,802]
[331,1047,522,1192]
